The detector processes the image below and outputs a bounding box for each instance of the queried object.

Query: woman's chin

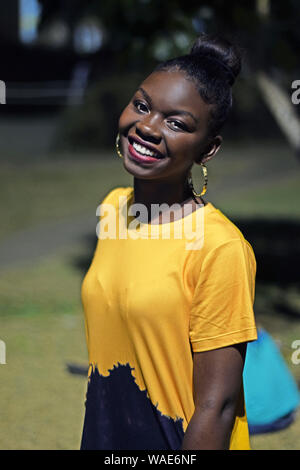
[123,151,169,179]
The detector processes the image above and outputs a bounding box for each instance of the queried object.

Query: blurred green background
[0,0,300,450]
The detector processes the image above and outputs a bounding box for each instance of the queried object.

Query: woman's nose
[135,114,162,144]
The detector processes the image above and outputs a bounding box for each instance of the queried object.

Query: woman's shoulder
[100,186,133,207]
[204,202,255,258]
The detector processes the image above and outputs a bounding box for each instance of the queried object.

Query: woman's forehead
[138,70,209,118]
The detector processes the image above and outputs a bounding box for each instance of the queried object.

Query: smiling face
[118,70,221,186]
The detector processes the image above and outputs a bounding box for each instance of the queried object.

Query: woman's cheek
[118,106,136,133]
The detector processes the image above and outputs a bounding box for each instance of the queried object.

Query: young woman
[80,33,257,451]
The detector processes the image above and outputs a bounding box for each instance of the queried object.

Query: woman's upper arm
[192,343,247,412]
[181,343,247,449]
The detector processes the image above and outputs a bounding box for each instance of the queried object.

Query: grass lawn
[0,156,131,242]
[0,245,89,450]
[0,140,300,449]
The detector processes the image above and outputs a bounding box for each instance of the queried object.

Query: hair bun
[190,33,242,86]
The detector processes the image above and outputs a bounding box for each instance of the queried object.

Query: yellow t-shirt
[80,186,257,450]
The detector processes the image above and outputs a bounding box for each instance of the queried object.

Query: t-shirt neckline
[124,188,213,228]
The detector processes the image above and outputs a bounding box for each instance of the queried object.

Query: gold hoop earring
[115,133,123,158]
[188,163,208,197]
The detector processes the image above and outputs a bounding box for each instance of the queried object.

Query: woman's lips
[128,143,162,163]
[127,135,165,164]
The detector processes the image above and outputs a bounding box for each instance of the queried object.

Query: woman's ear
[197,135,223,164]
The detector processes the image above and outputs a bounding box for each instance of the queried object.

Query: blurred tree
[37,0,299,73]
[37,0,300,151]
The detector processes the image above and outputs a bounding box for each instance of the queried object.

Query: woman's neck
[132,177,205,224]
[133,177,192,206]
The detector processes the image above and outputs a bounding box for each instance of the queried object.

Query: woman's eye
[134,101,149,114]
[168,120,187,131]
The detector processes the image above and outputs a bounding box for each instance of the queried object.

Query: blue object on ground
[243,328,300,434]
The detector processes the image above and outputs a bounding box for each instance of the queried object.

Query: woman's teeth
[132,141,160,158]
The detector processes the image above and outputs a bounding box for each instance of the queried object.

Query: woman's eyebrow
[137,87,198,125]
[169,109,199,124]
[137,87,153,106]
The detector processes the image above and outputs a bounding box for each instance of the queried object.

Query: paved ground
[0,212,96,269]
[0,114,62,161]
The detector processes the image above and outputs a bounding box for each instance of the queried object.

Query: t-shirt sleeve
[189,238,257,353]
